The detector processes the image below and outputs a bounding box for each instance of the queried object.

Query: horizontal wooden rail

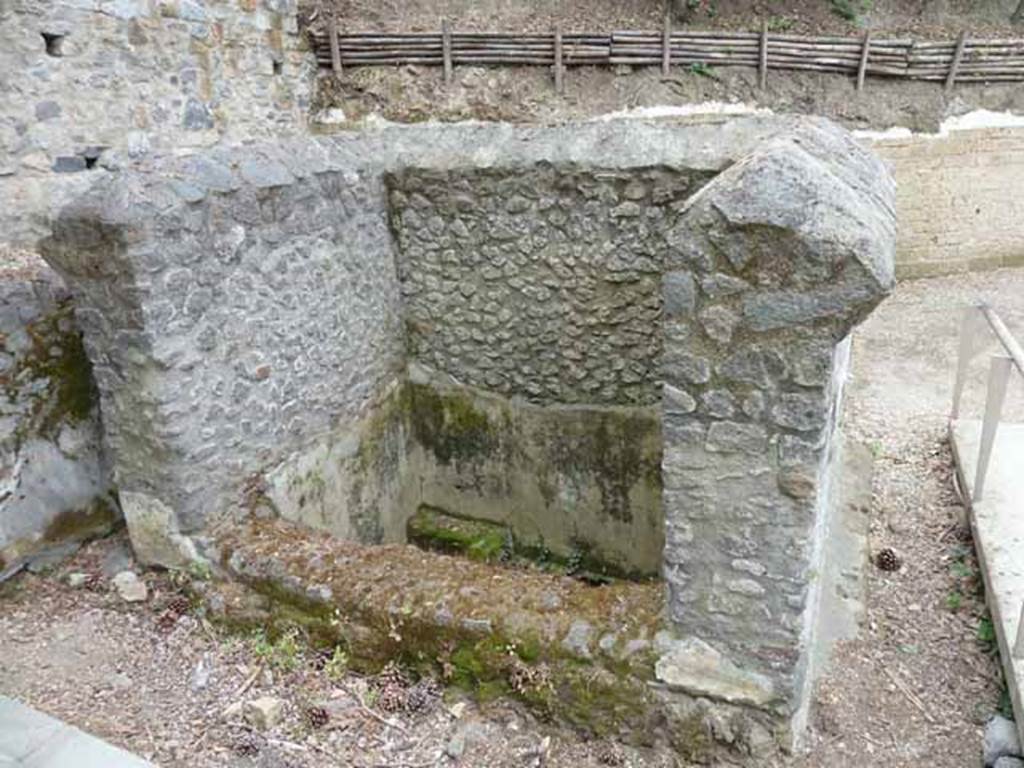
[309,26,1024,88]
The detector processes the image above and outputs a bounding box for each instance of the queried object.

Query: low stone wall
[0,252,118,578]
[0,0,314,247]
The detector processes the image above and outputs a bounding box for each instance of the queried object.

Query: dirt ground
[322,0,1022,37]
[3,268,1023,767]
[311,0,1024,131]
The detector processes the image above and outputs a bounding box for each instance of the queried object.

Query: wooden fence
[309,22,1024,92]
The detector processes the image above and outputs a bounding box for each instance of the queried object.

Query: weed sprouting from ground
[830,0,872,24]
[251,627,304,671]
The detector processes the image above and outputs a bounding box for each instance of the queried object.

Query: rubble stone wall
[38,116,894,743]
[389,166,714,406]
[0,0,314,247]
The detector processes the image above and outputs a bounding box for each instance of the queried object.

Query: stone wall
[38,116,789,565]
[389,166,713,406]
[657,122,894,721]
[0,251,118,578]
[38,115,894,746]
[403,367,664,577]
[868,124,1024,278]
[0,0,313,247]
[40,151,404,566]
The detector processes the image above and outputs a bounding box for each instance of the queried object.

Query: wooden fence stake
[662,10,672,75]
[442,19,453,85]
[328,9,342,76]
[946,29,967,92]
[759,20,768,89]
[857,30,871,91]
[554,24,564,93]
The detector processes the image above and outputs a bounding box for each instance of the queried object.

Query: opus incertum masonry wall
[38,115,895,747]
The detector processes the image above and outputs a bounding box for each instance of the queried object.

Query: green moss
[407,506,509,562]
[42,495,119,544]
[403,382,498,466]
[3,302,99,447]
[669,711,714,762]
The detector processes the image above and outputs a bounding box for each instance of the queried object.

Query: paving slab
[0,697,152,768]
[950,419,1024,749]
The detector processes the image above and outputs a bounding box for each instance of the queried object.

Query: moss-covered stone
[2,301,99,447]
[403,382,499,467]
[197,518,780,761]
[406,505,509,562]
[42,495,119,544]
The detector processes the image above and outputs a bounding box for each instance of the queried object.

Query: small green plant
[688,62,716,79]
[977,616,997,647]
[999,683,1015,719]
[946,592,962,612]
[950,560,973,580]
[767,16,795,32]
[251,628,303,671]
[830,0,872,23]
[323,646,349,681]
[187,560,212,582]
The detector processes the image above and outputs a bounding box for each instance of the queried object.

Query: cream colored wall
[868,126,1024,279]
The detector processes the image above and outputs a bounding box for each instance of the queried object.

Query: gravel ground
[791,267,1024,768]
[2,268,1024,767]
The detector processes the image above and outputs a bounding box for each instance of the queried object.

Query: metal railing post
[952,306,987,420]
[974,354,1013,501]
[1015,602,1024,659]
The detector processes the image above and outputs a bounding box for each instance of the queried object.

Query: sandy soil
[3,268,1023,767]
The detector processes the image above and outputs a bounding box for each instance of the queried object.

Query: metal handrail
[950,304,1024,660]
[951,303,1023,501]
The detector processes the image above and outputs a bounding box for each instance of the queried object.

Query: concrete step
[950,418,1024,748]
[0,696,153,767]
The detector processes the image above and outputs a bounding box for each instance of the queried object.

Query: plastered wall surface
[868,123,1024,278]
[0,253,118,577]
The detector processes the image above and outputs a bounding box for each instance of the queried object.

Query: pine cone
[875,547,902,572]
[305,706,330,729]
[374,661,410,690]
[156,610,179,632]
[311,647,333,671]
[596,741,626,766]
[377,684,407,713]
[166,595,191,616]
[232,732,262,757]
[406,678,442,713]
[84,572,105,592]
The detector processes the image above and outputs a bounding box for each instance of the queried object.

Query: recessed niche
[41,32,66,58]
